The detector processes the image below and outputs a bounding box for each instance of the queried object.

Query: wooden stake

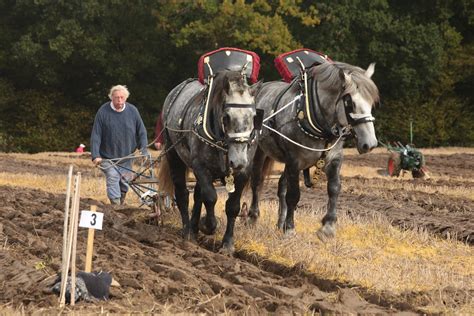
[59,166,73,307]
[70,172,81,306]
[84,205,97,273]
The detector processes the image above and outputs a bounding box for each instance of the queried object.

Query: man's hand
[154,142,162,150]
[93,157,102,166]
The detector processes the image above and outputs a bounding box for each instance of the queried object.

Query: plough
[105,154,175,223]
[381,141,428,179]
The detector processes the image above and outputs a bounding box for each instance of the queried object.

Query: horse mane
[310,61,380,106]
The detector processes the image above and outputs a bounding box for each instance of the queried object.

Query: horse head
[330,62,379,154]
[213,71,263,171]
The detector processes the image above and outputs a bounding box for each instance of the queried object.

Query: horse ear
[365,63,375,78]
[250,80,263,97]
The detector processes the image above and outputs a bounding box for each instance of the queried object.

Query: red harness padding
[274,49,332,83]
[198,47,260,84]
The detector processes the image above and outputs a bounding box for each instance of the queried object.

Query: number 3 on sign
[79,211,104,230]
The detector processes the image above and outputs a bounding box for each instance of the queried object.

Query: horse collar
[296,75,340,140]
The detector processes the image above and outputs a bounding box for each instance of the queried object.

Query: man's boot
[120,192,127,205]
[110,198,121,205]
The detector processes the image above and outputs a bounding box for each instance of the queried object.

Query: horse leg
[277,171,288,230]
[283,164,300,235]
[189,181,202,241]
[221,174,247,254]
[303,168,313,188]
[167,149,190,239]
[249,148,266,225]
[192,167,217,235]
[317,157,342,241]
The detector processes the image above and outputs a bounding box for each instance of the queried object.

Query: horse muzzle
[353,123,378,154]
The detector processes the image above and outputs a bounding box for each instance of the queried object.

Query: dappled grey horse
[249,61,379,240]
[158,71,262,253]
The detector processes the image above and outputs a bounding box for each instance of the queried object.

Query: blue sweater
[90,102,148,160]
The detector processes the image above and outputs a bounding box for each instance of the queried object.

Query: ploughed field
[0,148,472,314]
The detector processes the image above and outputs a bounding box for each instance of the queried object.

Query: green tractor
[384,142,428,179]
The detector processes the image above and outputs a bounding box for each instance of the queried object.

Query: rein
[262,123,350,152]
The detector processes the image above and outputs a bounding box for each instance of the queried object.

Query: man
[90,85,148,205]
[75,144,86,153]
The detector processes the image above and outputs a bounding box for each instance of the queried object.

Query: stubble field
[0,147,472,314]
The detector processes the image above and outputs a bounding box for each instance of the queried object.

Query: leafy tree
[0,0,472,151]
[292,0,472,146]
[154,0,319,79]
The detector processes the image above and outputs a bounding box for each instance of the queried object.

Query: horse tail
[243,156,274,194]
[157,155,174,197]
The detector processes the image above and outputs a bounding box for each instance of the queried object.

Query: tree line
[0,0,472,152]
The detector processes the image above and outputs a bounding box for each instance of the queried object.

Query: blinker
[222,103,260,145]
[254,109,264,130]
[341,94,375,127]
[343,94,353,110]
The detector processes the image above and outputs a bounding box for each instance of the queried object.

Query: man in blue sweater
[90,85,148,205]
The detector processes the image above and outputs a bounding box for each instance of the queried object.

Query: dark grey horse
[158,71,262,253]
[249,61,379,240]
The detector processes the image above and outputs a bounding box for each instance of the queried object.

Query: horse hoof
[219,243,235,255]
[199,217,217,235]
[277,221,285,230]
[246,214,258,226]
[316,224,336,242]
[284,228,296,237]
[190,231,199,243]
[182,229,191,241]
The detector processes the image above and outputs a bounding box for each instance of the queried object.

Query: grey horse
[249,61,380,240]
[158,71,262,253]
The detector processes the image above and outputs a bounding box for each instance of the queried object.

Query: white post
[70,172,81,306]
[59,166,73,307]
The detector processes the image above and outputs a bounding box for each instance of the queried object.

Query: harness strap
[343,94,375,126]
[295,76,335,139]
[310,77,335,135]
[202,67,215,140]
[267,80,299,128]
[262,122,348,152]
[224,103,255,109]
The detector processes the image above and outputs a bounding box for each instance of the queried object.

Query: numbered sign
[79,210,104,230]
